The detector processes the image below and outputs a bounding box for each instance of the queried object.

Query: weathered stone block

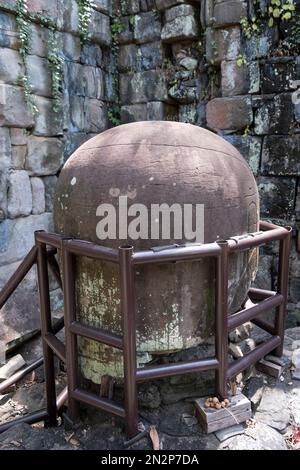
[121,103,147,123]
[118,44,138,71]
[69,95,85,131]
[221,60,260,97]
[168,80,200,104]
[83,66,104,99]
[261,58,298,93]
[28,24,48,58]
[62,33,81,62]
[117,16,134,44]
[26,56,52,98]
[254,93,293,135]
[11,145,27,169]
[179,104,197,124]
[90,9,111,46]
[0,85,34,128]
[26,136,63,176]
[258,176,297,221]
[0,213,53,266]
[34,96,63,136]
[0,12,18,50]
[165,4,195,22]
[206,96,252,131]
[61,0,79,33]
[214,1,247,27]
[0,48,23,85]
[134,12,161,44]
[245,24,278,61]
[84,98,108,133]
[43,175,58,212]
[0,127,11,220]
[140,41,164,71]
[81,43,103,67]
[161,13,199,43]
[262,134,300,176]
[10,128,27,146]
[31,177,45,215]
[206,27,241,64]
[155,0,185,11]
[93,0,111,14]
[7,170,32,218]
[63,132,92,161]
[0,0,17,12]
[27,0,59,16]
[120,70,168,104]
[224,135,261,176]
[147,101,177,121]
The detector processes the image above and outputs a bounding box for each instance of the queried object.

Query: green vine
[77,0,95,44]
[240,0,296,38]
[108,16,124,126]
[16,0,38,116]
[16,3,64,115]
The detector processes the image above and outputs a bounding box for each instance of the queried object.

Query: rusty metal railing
[0,237,67,432]
[0,221,291,438]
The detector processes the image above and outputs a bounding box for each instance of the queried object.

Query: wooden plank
[256,359,283,378]
[195,393,251,434]
[195,393,250,423]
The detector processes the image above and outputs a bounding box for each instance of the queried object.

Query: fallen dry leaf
[69,437,80,447]
[149,425,160,450]
[64,432,74,442]
[10,440,22,448]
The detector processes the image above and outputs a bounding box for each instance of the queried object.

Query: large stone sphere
[54,121,259,383]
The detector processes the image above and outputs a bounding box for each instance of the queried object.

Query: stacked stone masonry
[0,0,299,348]
[0,0,113,346]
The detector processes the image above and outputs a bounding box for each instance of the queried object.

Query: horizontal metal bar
[56,386,68,410]
[70,321,123,350]
[72,388,125,418]
[228,227,290,253]
[65,239,119,263]
[132,243,222,265]
[0,246,37,309]
[0,409,48,434]
[52,316,64,334]
[35,231,63,249]
[228,294,284,331]
[251,317,275,335]
[260,220,291,233]
[0,357,44,394]
[136,357,219,382]
[248,287,277,302]
[44,333,66,362]
[227,335,281,379]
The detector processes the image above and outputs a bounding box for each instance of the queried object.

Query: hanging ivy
[77,0,95,44]
[16,3,64,115]
[16,0,39,116]
[108,16,124,126]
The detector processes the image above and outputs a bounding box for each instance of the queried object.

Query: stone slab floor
[0,327,300,451]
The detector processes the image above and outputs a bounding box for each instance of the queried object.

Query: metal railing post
[119,246,138,439]
[273,228,292,356]
[35,231,57,426]
[62,239,80,422]
[215,241,229,399]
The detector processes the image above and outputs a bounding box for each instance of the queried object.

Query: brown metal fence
[0,221,291,438]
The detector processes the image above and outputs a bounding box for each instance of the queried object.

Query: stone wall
[116,0,300,323]
[0,0,113,349]
[0,0,299,352]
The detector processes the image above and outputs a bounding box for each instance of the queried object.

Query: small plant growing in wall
[16,0,39,116]
[77,0,96,44]
[108,15,124,126]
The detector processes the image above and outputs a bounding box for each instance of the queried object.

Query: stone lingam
[53,121,259,387]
